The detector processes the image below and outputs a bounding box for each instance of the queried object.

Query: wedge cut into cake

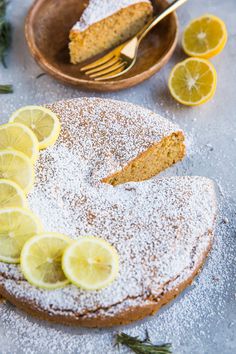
[0,98,217,327]
[69,0,153,64]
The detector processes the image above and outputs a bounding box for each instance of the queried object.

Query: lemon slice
[182,14,227,59]
[0,123,39,163]
[0,150,35,193]
[0,179,28,208]
[0,208,43,263]
[168,58,217,106]
[62,237,119,290]
[21,233,72,290]
[9,106,61,149]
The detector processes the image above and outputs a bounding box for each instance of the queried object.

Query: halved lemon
[21,233,72,290]
[0,150,35,193]
[168,58,217,106]
[0,123,39,163]
[182,14,227,59]
[0,179,28,208]
[0,208,43,263]
[62,236,119,290]
[9,106,61,149]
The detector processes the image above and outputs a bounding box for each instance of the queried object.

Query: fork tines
[80,54,127,81]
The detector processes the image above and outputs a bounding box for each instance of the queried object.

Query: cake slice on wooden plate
[69,0,153,64]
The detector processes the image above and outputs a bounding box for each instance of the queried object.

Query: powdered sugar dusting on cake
[72,0,151,32]
[0,98,217,322]
[46,97,182,184]
[0,201,233,354]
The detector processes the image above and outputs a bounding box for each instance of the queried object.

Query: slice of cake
[69,0,153,64]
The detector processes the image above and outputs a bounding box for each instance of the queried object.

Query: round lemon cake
[0,98,217,327]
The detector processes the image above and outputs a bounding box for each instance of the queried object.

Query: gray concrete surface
[0,0,235,353]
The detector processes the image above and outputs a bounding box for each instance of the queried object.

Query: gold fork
[80,0,188,81]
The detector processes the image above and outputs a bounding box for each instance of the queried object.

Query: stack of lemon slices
[0,106,119,291]
[168,14,227,106]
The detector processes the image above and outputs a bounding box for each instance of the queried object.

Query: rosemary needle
[116,332,172,354]
[0,84,13,93]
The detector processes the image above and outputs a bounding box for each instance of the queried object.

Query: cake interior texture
[103,132,185,186]
[69,2,153,64]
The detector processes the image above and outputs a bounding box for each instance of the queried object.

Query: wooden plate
[25,0,178,92]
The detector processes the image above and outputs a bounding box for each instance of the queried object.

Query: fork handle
[137,0,188,42]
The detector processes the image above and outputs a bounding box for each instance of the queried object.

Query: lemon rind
[182,14,228,59]
[21,233,72,290]
[0,207,43,264]
[9,106,61,150]
[0,149,35,194]
[62,236,119,291]
[0,178,28,208]
[168,58,217,106]
[0,122,39,164]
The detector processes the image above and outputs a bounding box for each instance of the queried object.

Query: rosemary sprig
[0,84,13,93]
[0,0,11,67]
[36,72,46,79]
[115,332,172,354]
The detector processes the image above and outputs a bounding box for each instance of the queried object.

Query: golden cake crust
[0,239,213,327]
